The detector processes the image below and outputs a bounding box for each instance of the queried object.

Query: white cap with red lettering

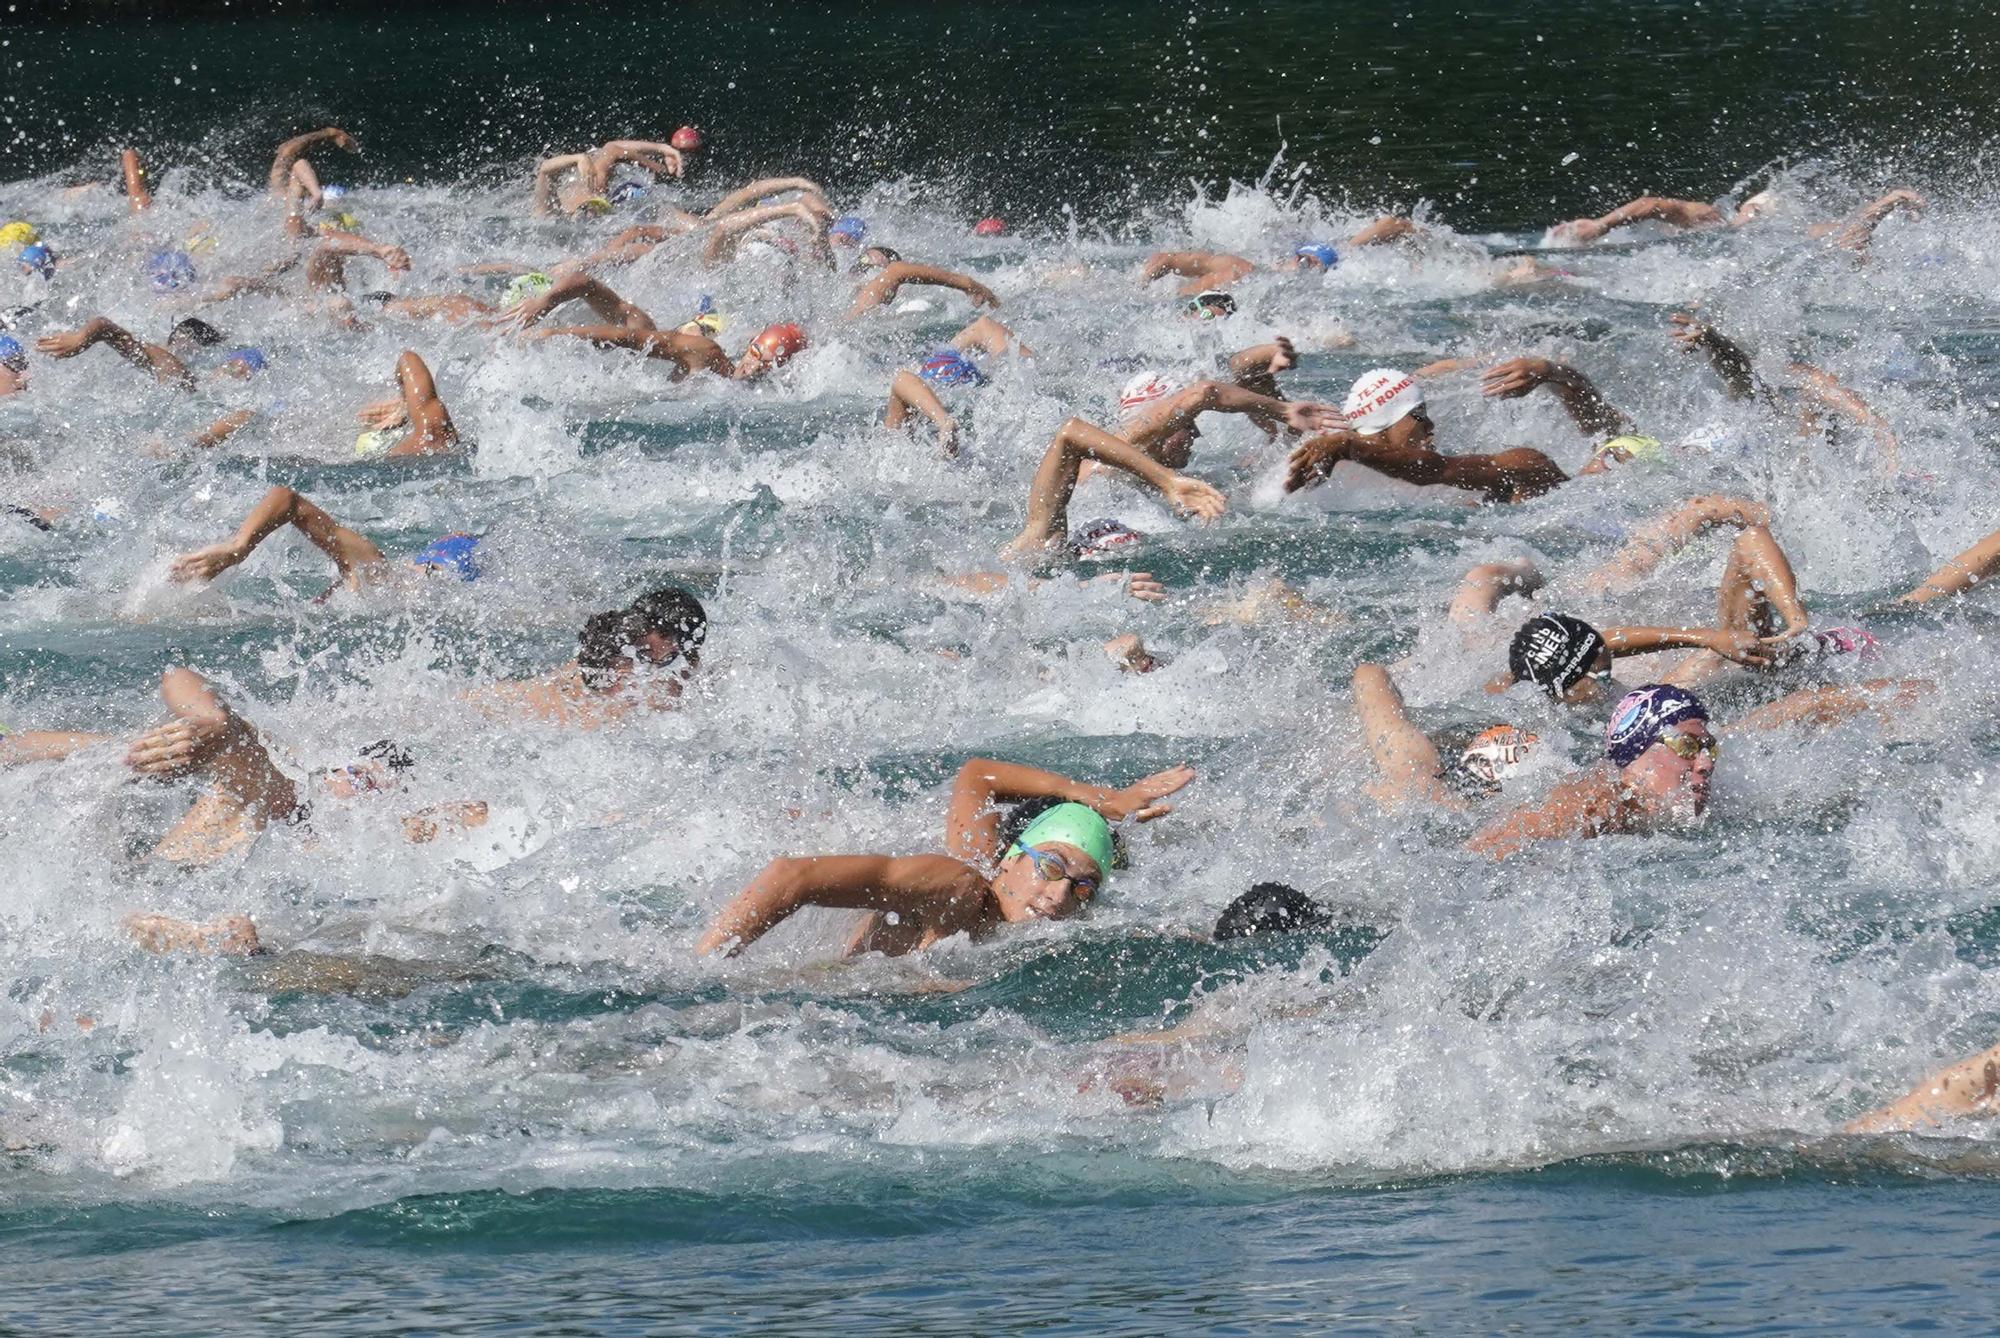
[1342,368,1423,433]
[1118,369,1182,425]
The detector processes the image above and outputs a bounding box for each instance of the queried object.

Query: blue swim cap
[0,334,23,371]
[829,215,866,242]
[321,183,349,201]
[148,250,196,292]
[16,244,55,279]
[918,347,986,388]
[608,180,648,205]
[224,346,267,374]
[409,532,481,581]
[1295,243,1339,269]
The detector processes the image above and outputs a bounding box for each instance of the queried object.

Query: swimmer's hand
[125,716,237,778]
[170,540,249,584]
[1667,312,1725,353]
[1282,401,1346,435]
[1100,762,1197,822]
[34,328,96,360]
[1284,431,1351,492]
[1267,335,1297,375]
[326,127,360,154]
[357,396,409,431]
[1479,356,1563,400]
[1704,627,1781,669]
[1093,571,1166,604]
[1552,217,1609,244]
[1161,473,1226,522]
[380,246,412,275]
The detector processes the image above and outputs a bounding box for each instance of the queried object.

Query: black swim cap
[1509,613,1607,696]
[628,586,707,648]
[1213,883,1332,940]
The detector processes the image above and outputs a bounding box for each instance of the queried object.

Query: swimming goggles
[1020,845,1100,900]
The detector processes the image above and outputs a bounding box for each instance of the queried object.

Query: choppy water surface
[5,2,2000,1332]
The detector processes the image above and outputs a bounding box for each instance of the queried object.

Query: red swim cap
[972,217,1006,236]
[670,126,703,152]
[749,322,808,366]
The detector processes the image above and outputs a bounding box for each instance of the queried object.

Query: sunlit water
[5,7,2000,1332]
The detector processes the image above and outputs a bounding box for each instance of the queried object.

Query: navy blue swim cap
[918,348,986,388]
[148,250,196,292]
[409,532,481,581]
[0,334,24,371]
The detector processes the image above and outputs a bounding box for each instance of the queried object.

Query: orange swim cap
[749,322,808,366]
[671,126,703,152]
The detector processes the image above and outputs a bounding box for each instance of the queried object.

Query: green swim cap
[1593,434,1665,465]
[354,429,395,457]
[501,271,553,308]
[1005,802,1115,881]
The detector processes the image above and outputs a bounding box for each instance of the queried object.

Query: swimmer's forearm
[1901,528,2000,604]
[0,730,112,767]
[1544,365,1627,437]
[1603,625,1735,657]
[189,409,256,450]
[120,148,152,212]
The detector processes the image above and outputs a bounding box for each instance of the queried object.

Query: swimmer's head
[608,180,648,206]
[1117,369,1182,425]
[578,196,613,217]
[320,183,350,202]
[578,585,707,691]
[16,244,55,281]
[828,215,867,247]
[918,347,986,388]
[166,317,226,355]
[147,250,197,292]
[670,125,704,153]
[318,213,362,235]
[1341,368,1426,438]
[1606,684,1715,817]
[973,217,1007,237]
[1293,243,1340,271]
[409,532,481,581]
[354,428,396,457]
[0,335,25,372]
[1457,724,1540,788]
[1213,883,1333,940]
[1509,612,1612,702]
[219,347,266,378]
[1733,190,1776,224]
[0,221,38,249]
[1069,517,1146,559]
[1181,289,1236,320]
[1581,434,1665,475]
[500,271,554,309]
[322,737,416,799]
[738,321,807,377]
[676,293,724,337]
[857,244,901,271]
[994,801,1114,924]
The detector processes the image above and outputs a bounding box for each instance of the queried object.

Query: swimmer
[34,315,204,389]
[551,177,832,272]
[0,334,26,396]
[695,755,1195,959]
[1137,220,1414,295]
[530,139,688,217]
[882,314,1034,455]
[1552,186,1923,251]
[170,485,481,597]
[469,586,707,729]
[1000,416,1228,560]
[514,274,807,381]
[1110,353,1343,470]
[306,230,413,292]
[1845,1038,2000,1134]
[1287,360,1621,503]
[349,350,461,457]
[701,197,833,266]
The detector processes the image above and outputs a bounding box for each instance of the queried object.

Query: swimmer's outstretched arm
[1602,624,1778,668]
[883,370,958,456]
[951,314,1032,359]
[1727,678,1932,733]
[1137,251,1254,291]
[1479,357,1628,437]
[171,484,387,585]
[597,140,684,180]
[531,153,595,216]
[307,234,411,292]
[132,668,302,863]
[1900,526,2000,605]
[1351,664,1459,810]
[1811,188,1926,252]
[508,272,655,331]
[1448,560,1545,623]
[1667,313,1760,401]
[1465,771,1621,860]
[702,198,830,265]
[1286,429,1565,503]
[704,177,829,220]
[1843,1038,2000,1134]
[1577,495,1771,592]
[1348,216,1419,247]
[1225,337,1296,398]
[380,350,459,457]
[268,126,357,197]
[120,148,152,212]
[1004,417,1226,557]
[1151,380,1345,442]
[694,853,986,957]
[942,757,1195,862]
[846,261,1000,319]
[0,729,114,767]
[34,317,194,390]
[1788,361,1901,476]
[560,221,697,273]
[1554,196,1724,243]
[189,409,258,451]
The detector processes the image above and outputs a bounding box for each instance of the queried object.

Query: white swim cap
[1118,370,1181,424]
[1342,369,1423,433]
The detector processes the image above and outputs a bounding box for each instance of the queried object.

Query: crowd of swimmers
[3,124,1998,1135]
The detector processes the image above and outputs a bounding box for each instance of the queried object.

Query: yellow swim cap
[501,271,554,308]
[0,221,38,248]
[354,429,395,457]
[319,213,362,235]
[1593,434,1665,466]
[579,196,612,216]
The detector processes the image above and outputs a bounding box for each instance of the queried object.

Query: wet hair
[165,317,227,354]
[356,737,417,773]
[862,245,902,267]
[576,609,637,688]
[997,795,1130,869]
[627,585,707,649]
[1212,883,1333,940]
[357,290,395,306]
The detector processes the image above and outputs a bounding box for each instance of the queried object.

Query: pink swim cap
[973,217,1006,237]
[670,126,703,152]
